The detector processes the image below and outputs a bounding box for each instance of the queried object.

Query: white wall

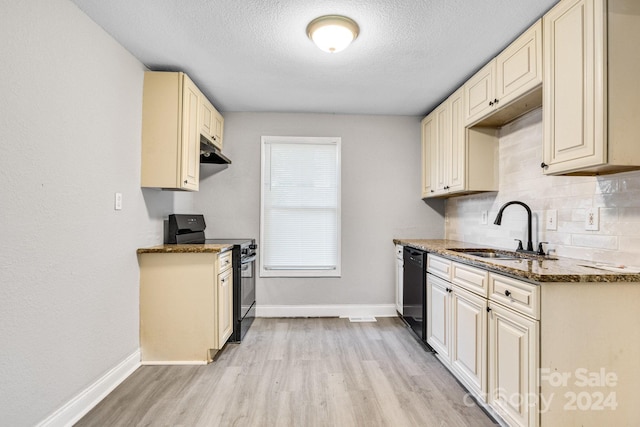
[194,112,445,314]
[447,108,640,266]
[0,1,183,425]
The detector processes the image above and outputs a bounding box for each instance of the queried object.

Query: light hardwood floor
[76,317,498,426]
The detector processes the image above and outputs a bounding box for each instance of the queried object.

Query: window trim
[259,135,342,278]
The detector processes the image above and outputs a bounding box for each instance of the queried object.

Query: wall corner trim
[37,350,141,427]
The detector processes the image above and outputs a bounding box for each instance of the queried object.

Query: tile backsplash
[446,108,640,266]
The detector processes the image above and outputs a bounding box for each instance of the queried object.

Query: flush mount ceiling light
[306,15,359,53]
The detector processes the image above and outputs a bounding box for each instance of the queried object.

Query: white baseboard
[256,304,398,318]
[37,350,140,427]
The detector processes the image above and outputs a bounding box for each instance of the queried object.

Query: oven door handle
[241,255,257,264]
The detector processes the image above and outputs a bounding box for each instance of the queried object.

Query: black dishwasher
[402,247,427,341]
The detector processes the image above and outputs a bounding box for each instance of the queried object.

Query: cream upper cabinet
[422,88,498,199]
[496,19,543,107]
[141,72,200,191]
[212,108,224,150]
[200,96,215,144]
[200,95,224,151]
[542,0,640,175]
[421,114,436,197]
[464,20,542,127]
[464,61,496,126]
[434,102,449,193]
[447,90,466,193]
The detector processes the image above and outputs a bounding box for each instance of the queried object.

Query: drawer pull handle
[504,290,511,297]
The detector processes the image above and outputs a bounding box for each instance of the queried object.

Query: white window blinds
[260,136,341,277]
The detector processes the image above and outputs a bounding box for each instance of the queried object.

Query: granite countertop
[137,243,233,254]
[394,239,640,283]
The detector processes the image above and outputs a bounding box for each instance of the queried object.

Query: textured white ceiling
[69,0,559,116]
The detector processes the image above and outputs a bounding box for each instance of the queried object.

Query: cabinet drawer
[427,254,451,280]
[217,251,233,273]
[489,273,539,319]
[451,262,489,297]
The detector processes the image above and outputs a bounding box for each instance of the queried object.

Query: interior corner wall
[193,112,445,312]
[0,1,182,425]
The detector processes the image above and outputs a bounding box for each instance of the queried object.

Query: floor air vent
[348,316,377,322]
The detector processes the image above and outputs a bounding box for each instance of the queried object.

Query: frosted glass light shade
[306,15,359,53]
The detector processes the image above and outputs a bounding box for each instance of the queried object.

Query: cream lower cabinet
[451,286,487,400]
[426,274,452,362]
[488,301,539,427]
[427,255,488,399]
[217,266,233,345]
[424,252,640,426]
[139,250,233,364]
[141,72,201,191]
[395,244,403,315]
[542,0,640,175]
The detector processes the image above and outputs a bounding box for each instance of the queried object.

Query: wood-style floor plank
[76,317,498,427]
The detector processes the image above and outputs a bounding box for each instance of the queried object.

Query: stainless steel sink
[447,248,557,261]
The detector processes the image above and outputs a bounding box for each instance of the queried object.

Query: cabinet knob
[184,180,188,184]
[540,162,548,169]
[431,189,435,193]
[486,307,492,313]
[489,101,494,106]
[494,98,499,104]
[504,290,511,297]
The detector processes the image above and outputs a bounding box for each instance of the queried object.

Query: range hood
[200,135,231,164]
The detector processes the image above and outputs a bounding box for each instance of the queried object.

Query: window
[260,136,341,277]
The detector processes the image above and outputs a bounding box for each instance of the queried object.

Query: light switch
[114,192,123,211]
[546,209,557,230]
[481,211,488,225]
[585,207,599,231]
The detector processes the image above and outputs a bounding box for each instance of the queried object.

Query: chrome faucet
[494,201,534,252]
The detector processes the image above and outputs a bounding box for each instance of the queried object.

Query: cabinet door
[427,275,451,362]
[434,103,449,193]
[212,109,224,150]
[217,267,233,347]
[542,0,606,174]
[488,302,539,427]
[395,255,404,315]
[464,61,496,126]
[181,75,200,191]
[421,114,436,198]
[200,96,214,142]
[447,88,465,193]
[451,286,487,400]
[496,20,542,107]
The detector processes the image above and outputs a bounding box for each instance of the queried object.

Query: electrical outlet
[546,209,557,230]
[114,192,123,211]
[481,211,488,225]
[585,207,599,231]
